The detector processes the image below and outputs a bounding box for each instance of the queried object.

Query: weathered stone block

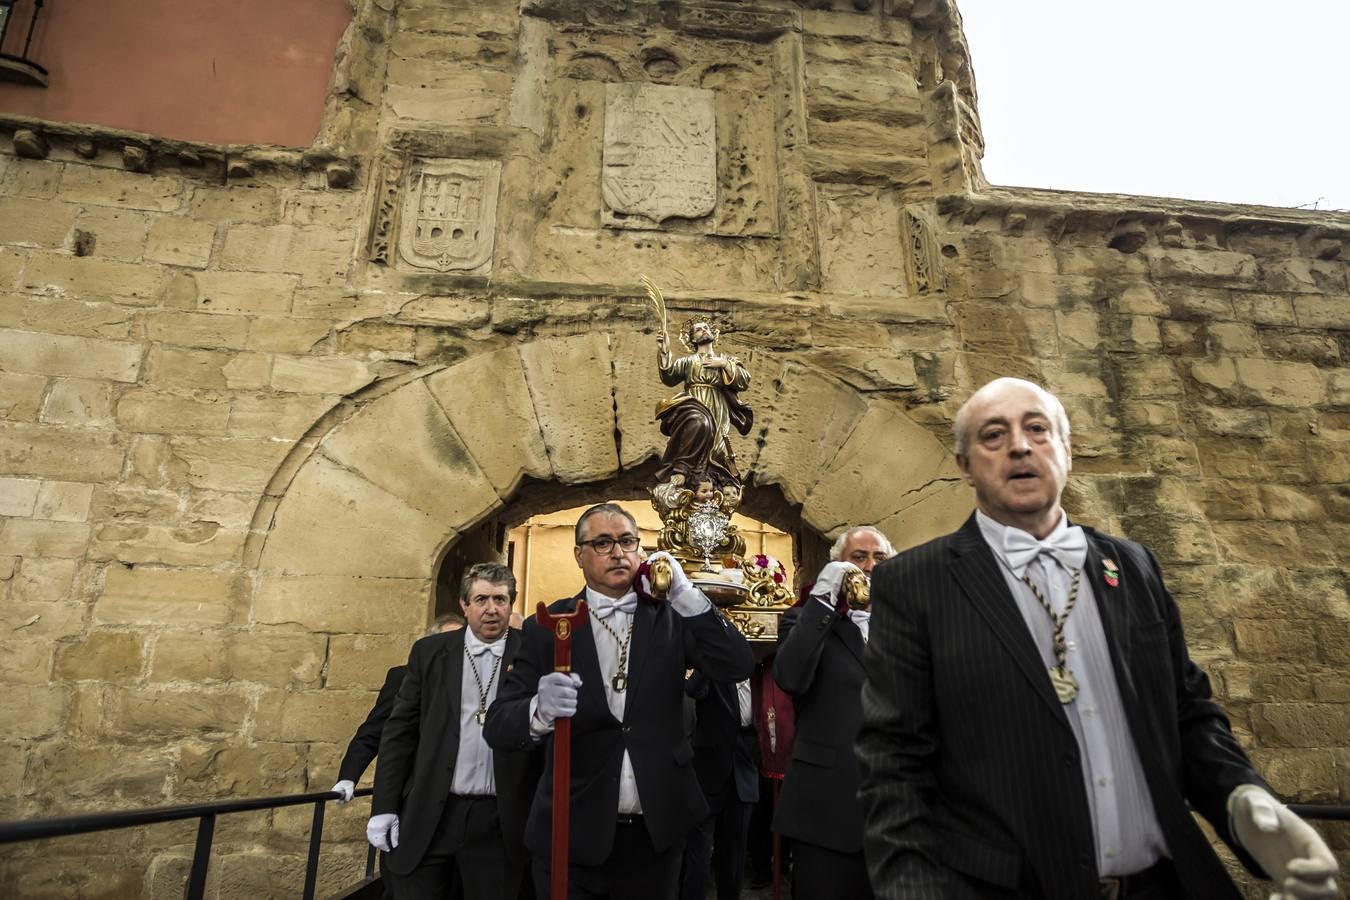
[817,185,905,296]
[34,480,95,522]
[326,634,416,689]
[0,638,53,683]
[0,476,40,516]
[320,381,499,528]
[751,368,869,505]
[57,166,185,212]
[219,223,355,286]
[54,631,145,680]
[0,196,77,247]
[227,393,333,440]
[92,521,246,567]
[189,184,282,222]
[253,575,429,634]
[0,685,69,738]
[192,270,298,314]
[1291,294,1349,330]
[146,346,271,391]
[383,60,509,125]
[270,355,373,395]
[168,436,292,492]
[0,518,90,557]
[254,689,378,743]
[1234,357,1325,408]
[259,457,446,577]
[0,372,46,421]
[0,327,142,382]
[96,566,243,626]
[71,206,151,260]
[108,687,250,737]
[148,631,229,682]
[1234,619,1319,660]
[23,251,164,304]
[1232,292,1296,326]
[1251,703,1350,749]
[143,309,250,350]
[244,316,331,353]
[18,295,134,340]
[520,334,618,483]
[803,401,957,533]
[145,217,216,268]
[10,556,79,604]
[1258,484,1324,521]
[177,739,306,800]
[1146,248,1257,286]
[1246,748,1338,802]
[229,632,326,688]
[1206,322,1260,355]
[116,390,231,435]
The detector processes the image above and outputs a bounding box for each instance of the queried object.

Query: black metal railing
[0,786,379,900]
[0,0,47,84]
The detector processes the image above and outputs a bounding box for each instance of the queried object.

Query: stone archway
[247,332,970,638]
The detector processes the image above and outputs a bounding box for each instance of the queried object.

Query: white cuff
[669,582,712,617]
[528,696,554,738]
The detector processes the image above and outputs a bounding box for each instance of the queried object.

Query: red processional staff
[535,599,589,900]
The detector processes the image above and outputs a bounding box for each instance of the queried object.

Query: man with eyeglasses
[772,525,894,900]
[485,502,755,900]
[368,563,541,900]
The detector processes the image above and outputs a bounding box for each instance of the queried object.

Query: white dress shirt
[451,628,506,797]
[976,510,1169,876]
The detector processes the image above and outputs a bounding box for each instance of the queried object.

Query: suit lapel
[567,592,614,721]
[1082,530,1138,705]
[949,515,1072,733]
[835,615,866,668]
[437,628,466,734]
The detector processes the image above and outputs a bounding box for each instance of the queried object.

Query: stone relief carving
[902,204,946,294]
[367,155,405,265]
[602,82,717,229]
[397,158,501,273]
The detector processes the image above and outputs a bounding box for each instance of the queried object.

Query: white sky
[956,1,1349,211]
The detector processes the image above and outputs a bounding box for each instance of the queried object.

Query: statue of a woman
[654,317,753,488]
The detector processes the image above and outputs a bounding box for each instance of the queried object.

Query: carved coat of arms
[398,159,501,273]
[603,83,717,229]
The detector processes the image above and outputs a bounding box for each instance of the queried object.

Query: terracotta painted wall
[0,0,350,146]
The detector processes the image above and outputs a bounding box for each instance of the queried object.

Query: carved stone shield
[603,83,716,229]
[398,158,501,273]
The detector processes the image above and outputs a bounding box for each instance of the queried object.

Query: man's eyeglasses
[577,535,641,554]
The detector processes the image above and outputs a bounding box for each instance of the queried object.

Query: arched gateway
[247,332,968,641]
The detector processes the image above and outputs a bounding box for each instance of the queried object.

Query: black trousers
[791,841,872,900]
[386,795,519,900]
[532,817,682,900]
[679,787,753,900]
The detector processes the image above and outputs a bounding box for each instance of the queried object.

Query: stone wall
[0,0,1345,896]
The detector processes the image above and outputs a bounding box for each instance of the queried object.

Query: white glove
[644,551,709,616]
[536,672,582,727]
[366,813,400,852]
[1229,785,1339,899]
[331,780,355,804]
[812,561,862,609]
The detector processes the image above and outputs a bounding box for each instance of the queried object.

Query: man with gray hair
[368,562,539,899]
[858,376,1338,899]
[771,523,896,899]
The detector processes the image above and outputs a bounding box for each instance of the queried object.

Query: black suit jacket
[338,664,405,784]
[772,599,868,853]
[484,591,755,866]
[373,628,539,876]
[857,514,1267,900]
[686,672,759,804]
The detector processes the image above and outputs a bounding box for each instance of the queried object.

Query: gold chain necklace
[465,644,504,725]
[1021,565,1081,703]
[593,610,635,693]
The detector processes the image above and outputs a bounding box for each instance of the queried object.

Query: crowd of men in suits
[332,377,1339,900]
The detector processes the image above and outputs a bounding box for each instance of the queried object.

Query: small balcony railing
[0,0,48,87]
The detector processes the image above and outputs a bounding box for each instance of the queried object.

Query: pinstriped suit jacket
[857,514,1265,900]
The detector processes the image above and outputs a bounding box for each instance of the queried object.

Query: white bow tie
[1002,525,1088,578]
[467,637,506,658]
[592,595,638,619]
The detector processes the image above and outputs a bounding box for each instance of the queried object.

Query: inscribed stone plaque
[397,158,501,273]
[602,83,716,229]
